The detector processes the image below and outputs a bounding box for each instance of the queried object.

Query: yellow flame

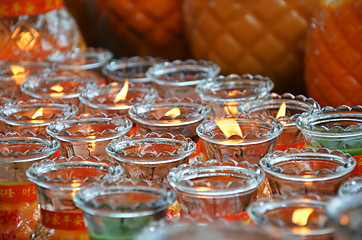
[276,101,287,119]
[224,104,238,116]
[113,80,129,103]
[50,85,64,97]
[31,108,43,119]
[164,108,181,118]
[214,118,243,137]
[71,182,82,198]
[196,187,211,191]
[10,65,27,84]
[15,32,37,51]
[292,208,314,226]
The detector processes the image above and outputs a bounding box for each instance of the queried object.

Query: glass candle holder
[296,105,362,176]
[338,176,362,196]
[167,158,265,219]
[196,74,274,117]
[46,113,132,159]
[73,180,176,240]
[46,48,113,84]
[0,59,55,100]
[102,56,166,85]
[129,98,210,160]
[260,148,356,195]
[26,155,124,240]
[106,132,196,182]
[196,114,283,164]
[146,59,220,100]
[20,70,99,106]
[80,81,158,116]
[248,194,335,240]
[243,93,320,151]
[138,220,288,240]
[0,99,78,134]
[0,132,59,239]
[326,192,362,240]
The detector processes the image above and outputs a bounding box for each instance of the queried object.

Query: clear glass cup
[46,113,132,159]
[129,98,210,161]
[243,93,320,150]
[80,82,158,116]
[26,155,124,240]
[146,59,220,100]
[0,59,55,100]
[73,179,176,240]
[296,105,362,176]
[260,148,356,195]
[326,192,362,240]
[102,56,166,85]
[196,74,274,117]
[0,99,78,134]
[46,48,113,84]
[196,114,283,164]
[167,158,265,219]
[0,132,59,239]
[20,70,99,106]
[106,132,196,182]
[248,194,335,240]
[338,176,362,196]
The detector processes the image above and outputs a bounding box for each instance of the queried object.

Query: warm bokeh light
[50,85,64,97]
[292,208,314,226]
[113,80,129,103]
[214,118,243,137]
[10,65,27,84]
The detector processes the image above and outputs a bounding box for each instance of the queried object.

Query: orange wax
[305,0,362,107]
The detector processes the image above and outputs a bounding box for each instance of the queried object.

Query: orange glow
[113,80,129,103]
[214,118,243,137]
[224,91,239,116]
[50,85,64,97]
[31,108,43,119]
[276,101,287,119]
[196,187,211,191]
[292,208,314,226]
[164,108,181,118]
[10,65,27,84]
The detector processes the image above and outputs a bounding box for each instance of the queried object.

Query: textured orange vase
[305,0,362,107]
[92,0,190,60]
[183,0,318,94]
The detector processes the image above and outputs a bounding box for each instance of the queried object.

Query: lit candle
[196,74,274,117]
[244,93,320,151]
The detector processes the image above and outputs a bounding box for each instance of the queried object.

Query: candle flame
[31,108,43,119]
[196,187,211,191]
[292,208,314,226]
[50,85,64,97]
[276,101,287,119]
[224,91,240,116]
[214,118,243,137]
[71,182,82,198]
[113,80,129,103]
[164,108,181,118]
[10,65,27,84]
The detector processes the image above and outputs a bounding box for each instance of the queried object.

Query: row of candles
[0,48,361,240]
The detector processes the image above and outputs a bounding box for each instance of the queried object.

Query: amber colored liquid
[118,143,182,158]
[63,123,118,135]
[0,200,39,240]
[305,0,362,107]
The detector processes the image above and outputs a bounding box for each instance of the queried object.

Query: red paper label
[0,183,37,202]
[0,0,63,17]
[40,208,86,231]
[351,155,362,175]
[275,141,306,151]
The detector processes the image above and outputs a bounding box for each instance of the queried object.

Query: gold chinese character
[52,214,60,225]
[73,215,84,226]
[44,213,51,223]
[22,187,31,197]
[5,189,15,198]
[63,215,71,226]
